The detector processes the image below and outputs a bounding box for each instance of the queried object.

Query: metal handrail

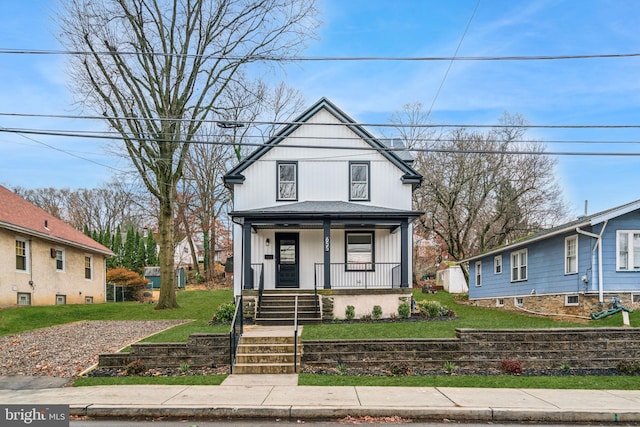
[293,295,299,373]
[229,295,243,374]
[314,262,401,289]
[257,264,264,316]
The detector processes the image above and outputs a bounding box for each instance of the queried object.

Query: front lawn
[301,290,638,340]
[0,288,233,339]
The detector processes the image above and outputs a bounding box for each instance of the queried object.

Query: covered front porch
[231,201,421,294]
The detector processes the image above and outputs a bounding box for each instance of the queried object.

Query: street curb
[70,405,640,423]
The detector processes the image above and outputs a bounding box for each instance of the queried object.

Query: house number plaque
[324,236,330,252]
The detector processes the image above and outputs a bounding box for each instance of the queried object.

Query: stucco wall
[0,228,106,307]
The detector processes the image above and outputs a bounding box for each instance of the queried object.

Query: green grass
[301,290,639,340]
[73,374,227,387]
[0,288,234,340]
[298,373,640,389]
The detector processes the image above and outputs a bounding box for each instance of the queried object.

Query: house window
[85,296,94,304]
[56,249,65,271]
[514,297,524,307]
[511,249,528,282]
[494,255,502,274]
[277,161,297,200]
[617,231,640,271]
[632,294,640,304]
[15,239,28,271]
[474,261,482,286]
[17,292,31,306]
[496,298,504,307]
[56,295,66,305]
[84,256,93,280]
[565,295,579,306]
[565,235,578,275]
[346,232,374,271]
[349,161,370,201]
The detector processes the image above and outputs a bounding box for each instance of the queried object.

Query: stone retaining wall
[97,333,229,369]
[97,328,640,373]
[301,328,640,371]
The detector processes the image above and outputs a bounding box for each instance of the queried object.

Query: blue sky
[1,0,640,215]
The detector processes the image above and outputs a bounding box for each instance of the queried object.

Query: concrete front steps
[232,325,303,374]
[255,292,321,325]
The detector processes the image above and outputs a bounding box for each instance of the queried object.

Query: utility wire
[0,47,639,62]
[1,111,640,129]
[427,0,480,118]
[3,127,640,157]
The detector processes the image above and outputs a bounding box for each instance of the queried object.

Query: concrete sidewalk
[1,375,640,423]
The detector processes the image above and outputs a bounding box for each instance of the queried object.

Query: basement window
[514,297,524,307]
[632,294,640,303]
[17,292,31,306]
[565,295,579,306]
[85,296,94,304]
[496,298,504,307]
[56,295,66,305]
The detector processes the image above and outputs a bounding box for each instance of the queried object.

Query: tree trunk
[155,187,178,310]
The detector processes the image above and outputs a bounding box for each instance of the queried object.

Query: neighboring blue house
[463,200,640,316]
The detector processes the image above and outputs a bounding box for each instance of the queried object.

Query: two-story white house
[224,98,422,320]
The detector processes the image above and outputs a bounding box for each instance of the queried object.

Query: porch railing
[229,295,243,374]
[248,263,264,290]
[314,262,402,289]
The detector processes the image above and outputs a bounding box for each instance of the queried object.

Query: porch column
[400,219,409,288]
[323,219,331,289]
[243,222,252,289]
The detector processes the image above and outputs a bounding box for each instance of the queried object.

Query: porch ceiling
[230,201,422,226]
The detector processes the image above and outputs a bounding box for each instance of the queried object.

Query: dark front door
[276,232,299,288]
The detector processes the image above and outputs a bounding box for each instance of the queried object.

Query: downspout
[576,220,608,303]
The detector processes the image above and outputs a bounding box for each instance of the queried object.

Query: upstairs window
[349,162,370,201]
[16,239,28,271]
[84,256,93,280]
[617,231,640,271]
[565,235,578,274]
[277,161,297,200]
[511,249,528,282]
[56,249,65,271]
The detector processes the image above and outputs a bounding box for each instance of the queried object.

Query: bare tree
[57,0,319,309]
[397,105,568,278]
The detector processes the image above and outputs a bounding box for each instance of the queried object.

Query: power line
[427,0,480,118]
[2,111,640,129]
[3,127,640,157]
[1,47,639,62]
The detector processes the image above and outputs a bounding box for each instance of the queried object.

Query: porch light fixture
[265,238,270,247]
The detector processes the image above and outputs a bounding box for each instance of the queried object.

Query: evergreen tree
[146,231,158,266]
[123,226,136,270]
[135,236,147,273]
[112,225,123,267]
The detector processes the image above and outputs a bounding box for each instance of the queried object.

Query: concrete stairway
[232,326,303,374]
[255,292,321,325]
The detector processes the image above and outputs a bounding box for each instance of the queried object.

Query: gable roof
[462,198,640,263]
[224,97,422,186]
[0,185,113,256]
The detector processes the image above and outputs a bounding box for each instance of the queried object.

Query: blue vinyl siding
[598,212,640,291]
[469,209,640,299]
[469,232,593,299]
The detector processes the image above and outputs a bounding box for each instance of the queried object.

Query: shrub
[617,360,640,375]
[345,305,355,320]
[501,359,523,375]
[397,302,411,319]
[124,359,146,375]
[416,299,453,318]
[372,305,383,320]
[387,363,410,376]
[443,361,457,374]
[212,302,236,323]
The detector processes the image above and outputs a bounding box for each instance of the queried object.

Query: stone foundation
[470,292,639,318]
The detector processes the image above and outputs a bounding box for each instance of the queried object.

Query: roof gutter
[576,220,607,303]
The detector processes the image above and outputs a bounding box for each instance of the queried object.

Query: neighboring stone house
[0,185,112,307]
[224,98,423,319]
[464,199,640,316]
